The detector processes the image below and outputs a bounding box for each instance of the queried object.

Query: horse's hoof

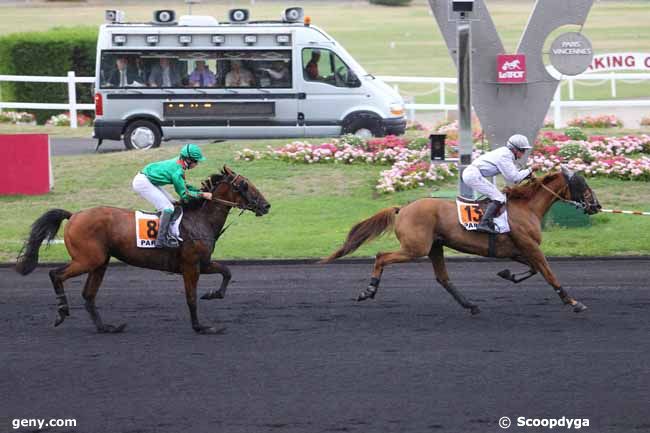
[357,286,377,301]
[54,313,67,327]
[497,269,512,281]
[572,302,588,313]
[470,306,481,315]
[98,323,127,333]
[194,325,227,335]
[200,291,225,300]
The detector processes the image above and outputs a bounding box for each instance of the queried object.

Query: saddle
[455,196,509,233]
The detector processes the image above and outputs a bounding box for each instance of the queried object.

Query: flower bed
[566,114,623,128]
[0,111,36,125]
[45,112,93,127]
[530,134,650,180]
[236,121,650,193]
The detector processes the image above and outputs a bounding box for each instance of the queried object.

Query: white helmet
[506,134,532,151]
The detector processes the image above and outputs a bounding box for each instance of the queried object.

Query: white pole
[569,77,575,100]
[553,85,562,129]
[610,72,616,98]
[67,71,78,128]
[440,80,447,119]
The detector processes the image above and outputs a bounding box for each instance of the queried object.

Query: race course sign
[135,211,159,248]
[587,52,650,72]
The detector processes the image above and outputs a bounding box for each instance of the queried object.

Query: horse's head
[560,166,601,215]
[202,166,271,216]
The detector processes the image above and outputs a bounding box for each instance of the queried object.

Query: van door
[298,47,365,137]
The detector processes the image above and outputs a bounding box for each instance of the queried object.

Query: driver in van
[305,50,321,81]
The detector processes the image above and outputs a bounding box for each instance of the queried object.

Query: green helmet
[180,144,206,162]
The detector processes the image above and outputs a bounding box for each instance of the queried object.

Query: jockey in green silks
[132,144,212,248]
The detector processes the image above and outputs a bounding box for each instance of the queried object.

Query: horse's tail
[16,209,72,276]
[319,207,400,264]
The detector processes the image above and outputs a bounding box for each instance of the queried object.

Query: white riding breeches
[132,173,182,236]
[461,165,506,203]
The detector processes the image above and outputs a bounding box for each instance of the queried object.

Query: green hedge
[0,27,97,124]
[369,0,413,5]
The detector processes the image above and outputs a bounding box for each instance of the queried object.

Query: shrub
[369,0,412,5]
[557,142,595,163]
[567,114,623,128]
[564,127,588,141]
[0,26,97,124]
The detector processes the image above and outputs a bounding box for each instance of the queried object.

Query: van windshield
[99,50,292,89]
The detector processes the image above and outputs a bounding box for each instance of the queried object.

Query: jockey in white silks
[461,134,540,234]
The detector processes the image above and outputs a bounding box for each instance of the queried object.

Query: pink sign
[0,134,52,195]
[497,54,526,83]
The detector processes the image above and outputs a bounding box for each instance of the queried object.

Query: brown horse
[16,166,270,334]
[321,167,601,314]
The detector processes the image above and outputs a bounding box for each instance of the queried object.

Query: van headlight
[389,103,404,117]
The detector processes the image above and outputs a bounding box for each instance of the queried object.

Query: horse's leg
[199,261,232,300]
[49,261,90,327]
[497,255,538,284]
[82,263,125,333]
[358,249,418,301]
[183,264,226,335]
[429,243,480,315]
[516,242,587,312]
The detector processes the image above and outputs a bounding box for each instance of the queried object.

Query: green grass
[1,138,650,262]
[0,0,649,101]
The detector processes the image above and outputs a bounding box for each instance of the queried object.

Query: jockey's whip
[600,209,650,216]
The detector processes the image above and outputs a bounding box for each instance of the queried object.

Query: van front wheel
[124,120,162,150]
[343,114,385,139]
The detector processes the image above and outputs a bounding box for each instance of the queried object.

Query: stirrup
[476,221,498,234]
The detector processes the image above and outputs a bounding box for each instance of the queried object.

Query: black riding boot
[155,210,173,248]
[477,201,501,234]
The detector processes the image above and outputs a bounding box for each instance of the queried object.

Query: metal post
[553,85,562,128]
[457,19,473,198]
[67,71,78,129]
[610,72,616,98]
[569,77,575,100]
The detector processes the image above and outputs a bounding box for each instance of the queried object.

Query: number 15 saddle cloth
[455,196,511,234]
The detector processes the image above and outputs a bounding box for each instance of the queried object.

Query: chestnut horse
[321,167,601,314]
[16,166,270,334]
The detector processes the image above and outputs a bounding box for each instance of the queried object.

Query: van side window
[100,50,292,89]
[302,48,360,88]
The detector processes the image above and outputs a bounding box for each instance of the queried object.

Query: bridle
[201,173,262,213]
[538,175,586,211]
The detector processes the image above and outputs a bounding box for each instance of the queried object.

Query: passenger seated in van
[305,50,321,81]
[148,58,182,88]
[225,60,255,87]
[107,56,140,87]
[260,61,290,87]
[188,61,216,87]
[131,57,148,84]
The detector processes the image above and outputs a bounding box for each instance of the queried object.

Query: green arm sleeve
[171,171,201,201]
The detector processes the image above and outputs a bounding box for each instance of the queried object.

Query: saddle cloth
[455,196,510,234]
[135,211,160,248]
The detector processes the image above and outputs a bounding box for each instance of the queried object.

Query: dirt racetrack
[1,258,649,432]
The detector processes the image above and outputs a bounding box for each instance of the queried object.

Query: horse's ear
[560,165,574,180]
[222,164,233,176]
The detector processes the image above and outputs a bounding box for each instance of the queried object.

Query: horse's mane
[180,171,227,211]
[504,172,562,200]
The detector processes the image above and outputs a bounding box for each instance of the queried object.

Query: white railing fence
[377,73,650,128]
[0,72,94,128]
[0,72,649,128]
